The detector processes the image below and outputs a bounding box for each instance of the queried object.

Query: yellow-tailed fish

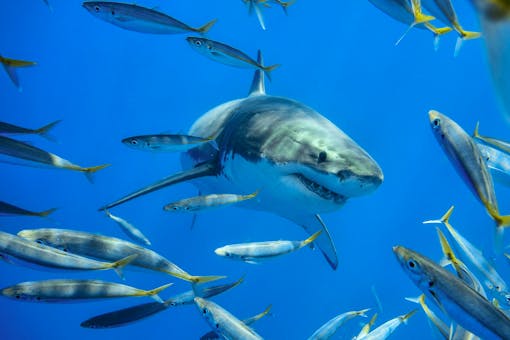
[0,200,56,218]
[406,294,449,339]
[356,312,378,339]
[357,310,417,340]
[0,120,60,141]
[422,0,481,55]
[163,190,259,212]
[435,227,488,298]
[122,133,216,152]
[1,279,172,303]
[195,297,264,340]
[215,230,321,263]
[428,110,510,235]
[307,308,370,340]
[200,304,272,340]
[424,206,510,305]
[186,38,280,81]
[17,228,224,284]
[82,2,216,35]
[394,245,510,339]
[105,210,151,246]
[368,0,450,47]
[0,230,136,279]
[81,277,243,328]
[0,135,109,182]
[0,55,36,91]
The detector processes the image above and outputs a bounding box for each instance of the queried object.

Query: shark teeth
[295,174,346,203]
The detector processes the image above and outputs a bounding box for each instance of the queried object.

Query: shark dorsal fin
[248,50,266,97]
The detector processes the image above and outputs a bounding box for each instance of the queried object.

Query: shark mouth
[295,174,346,203]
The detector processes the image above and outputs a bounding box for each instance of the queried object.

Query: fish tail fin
[401,309,418,324]
[262,64,280,82]
[142,283,173,302]
[36,207,57,217]
[356,308,371,318]
[35,120,61,141]
[83,164,110,183]
[404,294,425,304]
[423,205,455,225]
[473,121,481,137]
[243,189,260,200]
[486,204,510,228]
[454,30,481,57]
[281,0,296,15]
[424,23,453,51]
[301,230,322,248]
[110,254,138,279]
[187,274,226,284]
[196,19,217,34]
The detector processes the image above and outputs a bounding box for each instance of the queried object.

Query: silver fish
[357,310,417,340]
[215,230,321,263]
[307,308,370,340]
[82,2,217,35]
[0,230,135,278]
[122,134,215,152]
[0,135,109,182]
[1,279,172,303]
[0,55,36,91]
[428,110,510,230]
[163,191,258,212]
[105,210,151,246]
[394,245,510,339]
[80,277,243,328]
[0,200,56,218]
[195,297,264,340]
[0,120,60,141]
[17,228,223,284]
[186,38,280,81]
[200,304,272,340]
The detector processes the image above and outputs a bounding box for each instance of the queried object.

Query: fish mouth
[295,174,346,203]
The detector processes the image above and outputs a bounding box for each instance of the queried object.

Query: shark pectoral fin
[98,160,219,211]
[286,214,338,270]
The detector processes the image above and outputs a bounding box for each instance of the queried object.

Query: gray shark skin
[101,51,383,269]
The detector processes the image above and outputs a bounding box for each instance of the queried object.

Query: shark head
[217,96,383,212]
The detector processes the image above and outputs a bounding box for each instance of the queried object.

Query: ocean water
[1,1,510,339]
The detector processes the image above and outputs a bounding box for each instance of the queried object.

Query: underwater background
[2,1,510,339]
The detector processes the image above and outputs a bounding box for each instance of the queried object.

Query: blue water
[2,1,510,339]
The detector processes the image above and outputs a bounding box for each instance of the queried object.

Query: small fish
[215,230,321,263]
[424,206,509,305]
[195,297,264,340]
[80,277,243,328]
[122,133,215,152]
[394,245,510,339]
[17,228,223,284]
[428,110,510,232]
[421,0,481,55]
[187,38,280,81]
[0,200,56,218]
[0,55,36,91]
[200,304,272,340]
[0,230,135,278]
[0,135,109,182]
[82,2,217,35]
[0,120,60,141]
[406,294,449,339]
[307,308,370,340]
[1,279,172,303]
[368,0,446,46]
[105,210,151,246]
[163,191,259,212]
[357,310,417,340]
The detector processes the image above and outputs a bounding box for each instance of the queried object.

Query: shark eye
[318,151,327,163]
[215,323,220,329]
[36,239,44,245]
[432,118,441,129]
[202,308,207,314]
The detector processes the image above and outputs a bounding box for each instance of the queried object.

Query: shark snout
[336,164,383,197]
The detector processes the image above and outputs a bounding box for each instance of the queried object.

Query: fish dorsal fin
[248,50,266,97]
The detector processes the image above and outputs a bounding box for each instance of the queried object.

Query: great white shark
[100,52,383,269]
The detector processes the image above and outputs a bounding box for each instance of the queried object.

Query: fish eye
[130,139,138,145]
[215,323,220,329]
[194,40,202,46]
[15,294,20,299]
[63,248,68,253]
[111,10,115,15]
[407,259,418,270]
[36,239,44,244]
[94,5,100,12]
[318,151,327,163]
[36,296,41,301]
[432,118,441,128]
[172,206,178,210]
[202,308,207,314]
[170,302,176,306]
